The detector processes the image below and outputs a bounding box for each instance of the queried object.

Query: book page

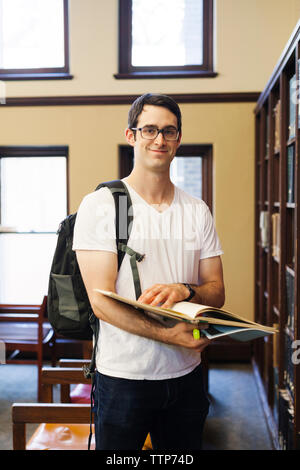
[163,301,207,319]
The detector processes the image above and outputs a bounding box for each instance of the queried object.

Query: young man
[73,93,225,450]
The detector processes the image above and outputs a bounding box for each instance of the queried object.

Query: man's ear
[176,132,182,150]
[125,128,136,147]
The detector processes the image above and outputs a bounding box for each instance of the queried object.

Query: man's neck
[124,169,174,206]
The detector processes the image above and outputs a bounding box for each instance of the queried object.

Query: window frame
[115,0,216,80]
[0,0,72,81]
[118,144,213,211]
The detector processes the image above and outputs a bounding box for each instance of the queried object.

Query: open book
[94,289,278,342]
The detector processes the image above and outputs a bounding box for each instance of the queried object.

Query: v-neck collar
[122,179,177,215]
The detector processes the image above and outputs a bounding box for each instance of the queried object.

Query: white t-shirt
[73,180,223,380]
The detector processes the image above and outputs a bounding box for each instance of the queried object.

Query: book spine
[271,213,280,259]
[265,112,269,156]
[286,269,295,333]
[287,146,295,203]
[259,210,269,248]
[274,100,281,152]
[289,74,296,140]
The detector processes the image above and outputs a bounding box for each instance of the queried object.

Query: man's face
[126,105,181,173]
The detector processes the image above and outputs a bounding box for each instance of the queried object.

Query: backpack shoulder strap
[95,180,133,271]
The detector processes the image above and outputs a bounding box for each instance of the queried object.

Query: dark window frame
[118,144,213,212]
[115,0,216,80]
[0,0,72,81]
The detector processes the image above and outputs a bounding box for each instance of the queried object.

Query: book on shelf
[265,113,269,156]
[287,145,295,203]
[273,99,281,152]
[271,213,280,259]
[286,268,295,332]
[273,365,279,426]
[94,289,278,342]
[288,74,296,140]
[259,210,269,248]
[273,322,279,369]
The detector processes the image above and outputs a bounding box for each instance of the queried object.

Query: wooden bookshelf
[254,20,300,450]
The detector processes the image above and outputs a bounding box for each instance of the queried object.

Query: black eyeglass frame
[130,126,180,141]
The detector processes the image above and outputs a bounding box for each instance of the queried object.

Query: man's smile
[149,148,168,153]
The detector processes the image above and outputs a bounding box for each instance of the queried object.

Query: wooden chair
[12,363,152,450]
[0,295,56,401]
[12,366,93,450]
[12,402,91,450]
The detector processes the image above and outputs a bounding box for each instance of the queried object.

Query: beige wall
[1,1,299,320]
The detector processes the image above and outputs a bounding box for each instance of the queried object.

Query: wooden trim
[0,145,68,157]
[114,71,218,79]
[0,72,73,81]
[2,92,260,107]
[41,367,91,385]
[12,402,91,424]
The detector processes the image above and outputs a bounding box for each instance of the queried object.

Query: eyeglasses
[131,126,179,141]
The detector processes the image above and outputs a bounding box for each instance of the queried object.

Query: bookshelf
[254,20,300,450]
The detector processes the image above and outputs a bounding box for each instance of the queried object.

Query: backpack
[47,179,143,378]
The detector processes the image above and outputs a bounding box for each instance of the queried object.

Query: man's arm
[76,250,209,352]
[138,256,225,309]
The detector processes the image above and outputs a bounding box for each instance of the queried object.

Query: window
[116,0,215,79]
[118,144,213,210]
[0,147,68,303]
[0,0,71,80]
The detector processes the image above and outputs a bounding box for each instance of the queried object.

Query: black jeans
[92,364,210,450]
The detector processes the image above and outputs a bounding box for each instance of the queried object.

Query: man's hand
[162,322,210,353]
[138,283,210,352]
[138,283,189,309]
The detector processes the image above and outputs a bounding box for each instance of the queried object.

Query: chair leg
[13,422,26,450]
[50,337,57,367]
[37,345,43,402]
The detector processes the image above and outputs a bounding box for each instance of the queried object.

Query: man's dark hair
[128,93,182,135]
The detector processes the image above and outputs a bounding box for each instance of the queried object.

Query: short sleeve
[199,204,223,259]
[72,187,117,254]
